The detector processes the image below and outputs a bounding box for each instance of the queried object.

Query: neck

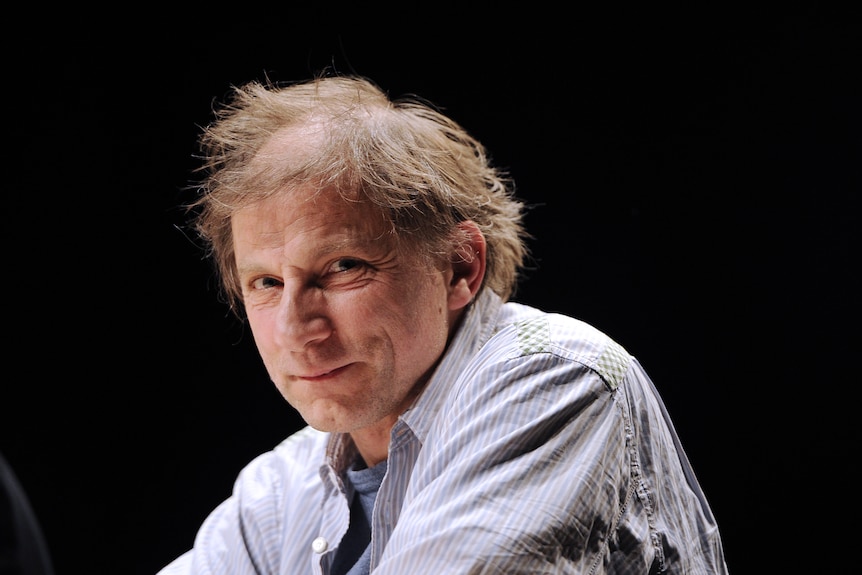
[349,418,396,467]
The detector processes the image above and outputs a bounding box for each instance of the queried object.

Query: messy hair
[189,73,531,318]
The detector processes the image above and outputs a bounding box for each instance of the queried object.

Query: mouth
[297,364,351,381]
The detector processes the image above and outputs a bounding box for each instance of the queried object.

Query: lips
[297,364,350,380]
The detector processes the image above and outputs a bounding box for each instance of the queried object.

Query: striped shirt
[157,290,728,574]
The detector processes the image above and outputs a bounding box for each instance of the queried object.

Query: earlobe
[448,220,486,311]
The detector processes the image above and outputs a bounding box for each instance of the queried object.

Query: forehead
[232,185,392,252]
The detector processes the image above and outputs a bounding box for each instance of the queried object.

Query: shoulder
[233,426,328,503]
[491,301,632,391]
[272,425,329,462]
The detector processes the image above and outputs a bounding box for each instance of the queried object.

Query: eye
[331,258,365,273]
[250,276,282,290]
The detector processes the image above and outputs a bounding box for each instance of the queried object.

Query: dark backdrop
[3,7,858,574]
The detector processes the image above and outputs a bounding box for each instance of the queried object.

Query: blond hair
[190,74,531,317]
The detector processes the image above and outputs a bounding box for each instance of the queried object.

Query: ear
[447,220,486,311]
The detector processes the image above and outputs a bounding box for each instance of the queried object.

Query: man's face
[232,185,460,438]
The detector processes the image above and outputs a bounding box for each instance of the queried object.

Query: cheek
[391,284,451,351]
[246,312,278,358]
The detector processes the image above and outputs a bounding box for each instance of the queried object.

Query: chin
[301,405,358,434]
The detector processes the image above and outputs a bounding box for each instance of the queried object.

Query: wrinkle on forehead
[246,181,391,242]
[232,183,399,276]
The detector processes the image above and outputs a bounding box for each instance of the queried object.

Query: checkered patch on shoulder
[595,339,630,390]
[514,317,551,355]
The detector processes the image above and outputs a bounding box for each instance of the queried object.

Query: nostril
[276,314,333,351]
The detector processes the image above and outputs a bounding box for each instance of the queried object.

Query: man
[157,74,728,574]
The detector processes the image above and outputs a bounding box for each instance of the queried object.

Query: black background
[3,7,858,574]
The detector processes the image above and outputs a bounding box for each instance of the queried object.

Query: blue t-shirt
[330,458,388,575]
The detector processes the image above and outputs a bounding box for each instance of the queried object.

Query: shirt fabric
[157,290,728,574]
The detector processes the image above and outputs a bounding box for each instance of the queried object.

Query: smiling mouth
[299,364,350,381]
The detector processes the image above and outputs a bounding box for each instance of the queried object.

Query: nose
[274,283,333,351]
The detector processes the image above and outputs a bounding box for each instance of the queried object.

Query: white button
[312,536,328,554]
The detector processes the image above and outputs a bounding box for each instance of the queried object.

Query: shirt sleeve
[374,317,726,574]
[155,452,285,575]
[155,427,329,575]
[377,346,630,574]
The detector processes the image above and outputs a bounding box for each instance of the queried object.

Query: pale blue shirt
[156,289,728,574]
